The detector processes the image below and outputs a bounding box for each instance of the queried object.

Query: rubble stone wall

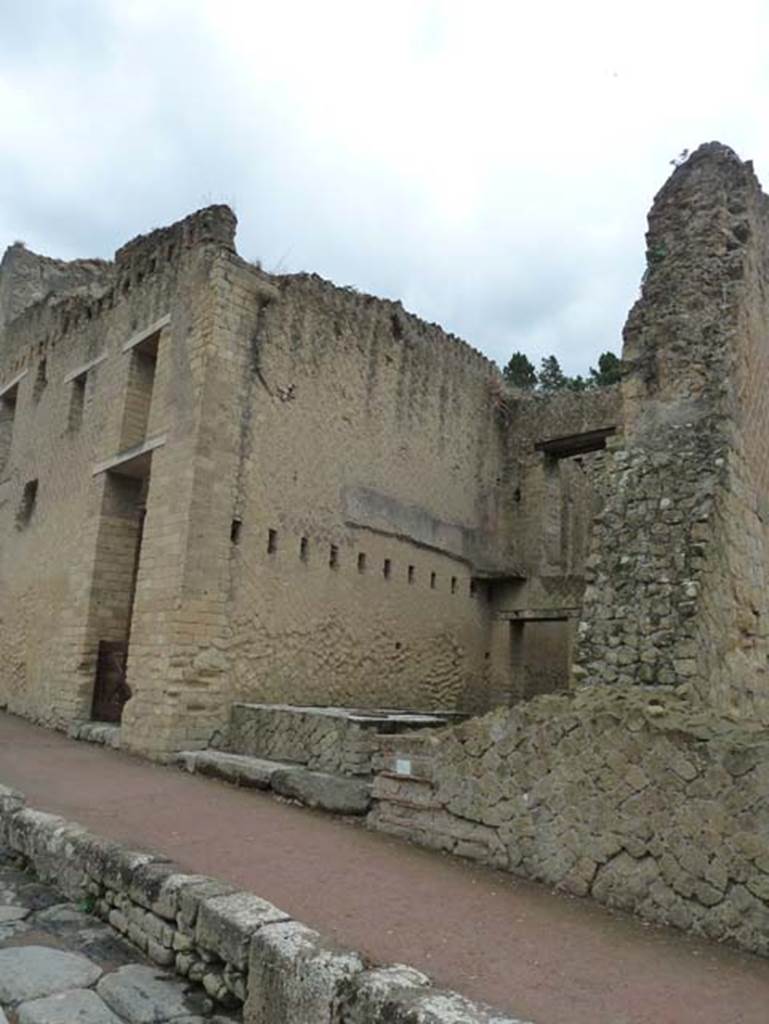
[369,686,769,957]
[575,144,769,723]
[225,703,383,776]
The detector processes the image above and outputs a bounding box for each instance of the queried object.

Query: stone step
[68,722,121,750]
[224,702,463,778]
[176,750,294,790]
[175,750,372,816]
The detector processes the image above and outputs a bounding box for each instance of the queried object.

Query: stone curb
[0,782,532,1024]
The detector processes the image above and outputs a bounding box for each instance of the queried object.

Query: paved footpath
[0,848,238,1023]
[1,712,768,1024]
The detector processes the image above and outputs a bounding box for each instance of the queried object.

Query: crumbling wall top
[0,242,112,330]
[114,204,237,270]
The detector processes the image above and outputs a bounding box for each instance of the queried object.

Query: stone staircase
[176,703,463,816]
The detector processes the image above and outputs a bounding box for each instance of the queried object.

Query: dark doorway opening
[89,464,149,723]
[508,617,572,702]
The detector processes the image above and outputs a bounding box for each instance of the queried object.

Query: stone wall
[226,271,508,715]
[0,784,529,1024]
[500,386,622,582]
[0,242,112,330]
[223,703,456,777]
[0,193,631,749]
[0,206,254,754]
[369,686,769,957]
[575,144,769,723]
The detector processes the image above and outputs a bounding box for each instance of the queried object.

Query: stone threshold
[68,721,122,750]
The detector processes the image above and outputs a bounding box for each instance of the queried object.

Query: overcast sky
[2,1,768,375]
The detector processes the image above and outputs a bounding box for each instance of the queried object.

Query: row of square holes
[253,526,479,597]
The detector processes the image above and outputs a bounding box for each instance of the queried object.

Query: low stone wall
[0,784,530,1024]
[225,702,458,777]
[369,686,769,957]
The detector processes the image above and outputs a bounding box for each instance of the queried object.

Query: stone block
[100,846,167,894]
[0,946,102,1004]
[342,967,532,1024]
[147,938,175,967]
[6,810,67,860]
[196,891,290,969]
[271,767,372,815]
[246,920,364,1024]
[340,965,432,1023]
[97,964,210,1023]
[127,922,148,953]
[0,782,25,817]
[17,989,124,1024]
[177,878,238,931]
[127,861,184,915]
[177,750,294,789]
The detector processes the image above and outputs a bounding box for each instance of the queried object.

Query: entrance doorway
[508,616,572,702]
[89,461,150,723]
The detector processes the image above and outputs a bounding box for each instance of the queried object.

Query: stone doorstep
[176,751,372,815]
[68,722,122,750]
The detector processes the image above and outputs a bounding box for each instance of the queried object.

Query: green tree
[589,351,622,387]
[566,374,588,392]
[502,351,537,390]
[538,355,568,392]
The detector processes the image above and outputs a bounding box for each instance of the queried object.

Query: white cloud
[1,0,769,374]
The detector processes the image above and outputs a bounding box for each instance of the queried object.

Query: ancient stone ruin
[1,142,768,953]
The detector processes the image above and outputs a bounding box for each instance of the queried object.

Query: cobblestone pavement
[0,849,238,1024]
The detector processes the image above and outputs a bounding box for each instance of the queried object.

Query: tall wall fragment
[575,143,769,722]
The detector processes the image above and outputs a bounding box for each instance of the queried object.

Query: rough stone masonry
[2,142,769,951]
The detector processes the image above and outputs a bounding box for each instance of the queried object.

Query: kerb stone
[246,920,364,1023]
[195,891,290,969]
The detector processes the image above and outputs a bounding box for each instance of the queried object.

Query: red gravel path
[1,712,768,1023]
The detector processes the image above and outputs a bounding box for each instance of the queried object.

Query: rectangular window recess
[63,352,107,384]
[68,374,87,431]
[0,370,27,400]
[329,544,339,569]
[408,565,415,584]
[534,426,616,458]
[300,537,309,561]
[230,519,242,544]
[267,529,277,554]
[383,558,392,580]
[33,359,48,401]
[357,552,366,573]
[16,478,38,529]
[122,314,171,354]
[92,433,167,477]
[430,572,437,590]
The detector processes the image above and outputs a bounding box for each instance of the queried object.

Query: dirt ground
[1,711,768,1024]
